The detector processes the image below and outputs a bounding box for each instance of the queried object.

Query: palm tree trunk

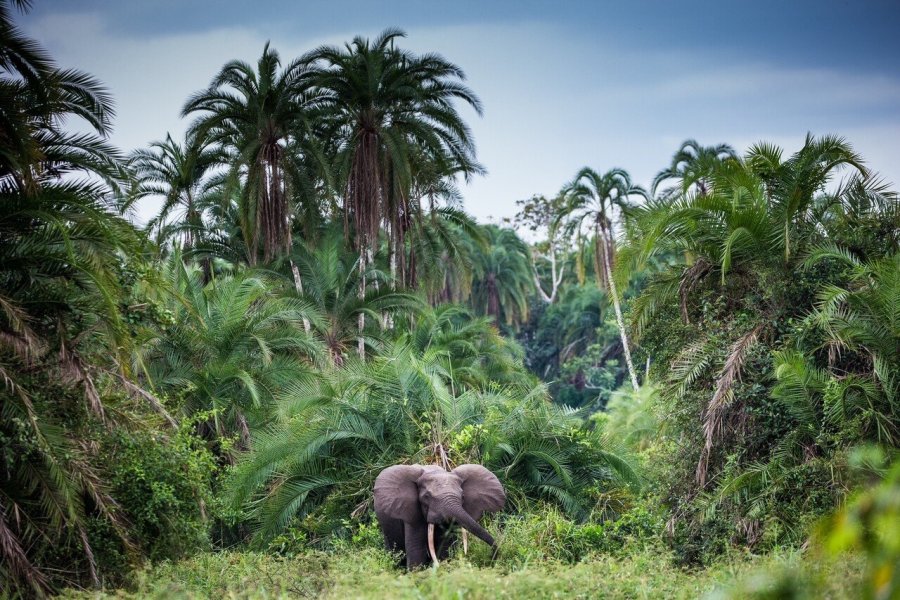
[357,248,366,359]
[290,259,311,333]
[598,223,639,391]
[386,237,397,329]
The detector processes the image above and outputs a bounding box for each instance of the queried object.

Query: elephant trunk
[445,500,495,547]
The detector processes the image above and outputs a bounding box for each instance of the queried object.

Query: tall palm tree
[182,43,328,266]
[0,1,145,591]
[469,225,534,330]
[562,167,647,391]
[305,29,482,355]
[307,28,482,263]
[130,133,221,250]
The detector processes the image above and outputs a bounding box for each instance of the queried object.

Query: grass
[57,545,864,599]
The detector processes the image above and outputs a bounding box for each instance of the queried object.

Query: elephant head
[373,464,505,566]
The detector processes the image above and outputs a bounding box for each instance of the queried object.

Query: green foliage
[135,258,324,447]
[469,225,535,329]
[461,504,662,565]
[819,447,900,599]
[182,43,328,264]
[56,544,867,599]
[102,417,217,564]
[3,1,899,595]
[284,234,424,365]
[228,339,637,542]
[0,2,158,592]
[129,133,222,251]
[623,135,899,566]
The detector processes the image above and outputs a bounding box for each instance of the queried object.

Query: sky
[20,0,900,225]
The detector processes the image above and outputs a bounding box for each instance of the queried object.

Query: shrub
[102,419,216,565]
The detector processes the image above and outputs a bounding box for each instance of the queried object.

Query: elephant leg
[380,516,405,555]
[403,521,428,569]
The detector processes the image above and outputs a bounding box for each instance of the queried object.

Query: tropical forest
[1,1,898,598]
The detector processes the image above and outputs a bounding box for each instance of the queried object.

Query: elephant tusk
[428,523,440,566]
[462,529,468,555]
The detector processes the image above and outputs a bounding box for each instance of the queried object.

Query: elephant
[373,463,505,568]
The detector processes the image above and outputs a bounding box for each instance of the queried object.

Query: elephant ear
[453,464,506,520]
[374,464,424,522]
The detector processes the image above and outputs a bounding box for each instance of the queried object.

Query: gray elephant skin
[373,463,505,568]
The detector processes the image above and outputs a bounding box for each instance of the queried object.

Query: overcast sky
[21,0,900,225]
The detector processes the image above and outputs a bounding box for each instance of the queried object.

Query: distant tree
[651,139,737,199]
[515,192,570,303]
[562,168,647,391]
[470,225,535,329]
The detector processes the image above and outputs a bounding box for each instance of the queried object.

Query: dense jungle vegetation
[1,2,897,597]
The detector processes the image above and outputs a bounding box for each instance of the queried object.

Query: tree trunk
[598,222,639,392]
[290,259,311,333]
[386,237,396,329]
[357,249,366,359]
[531,243,565,304]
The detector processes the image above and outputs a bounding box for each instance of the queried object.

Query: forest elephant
[373,464,506,568]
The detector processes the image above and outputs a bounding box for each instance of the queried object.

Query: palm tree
[135,258,325,449]
[629,136,872,336]
[403,206,484,304]
[398,147,485,288]
[709,253,899,522]
[803,250,899,441]
[130,133,221,250]
[651,139,737,199]
[305,29,482,354]
[286,235,422,365]
[629,135,887,489]
[400,303,525,389]
[469,225,535,330]
[562,167,647,391]
[307,28,482,263]
[747,134,867,262]
[228,342,636,542]
[182,43,328,266]
[0,1,147,591]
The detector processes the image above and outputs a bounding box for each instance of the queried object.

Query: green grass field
[57,547,863,599]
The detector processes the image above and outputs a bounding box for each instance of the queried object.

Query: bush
[462,503,664,566]
[96,416,216,572]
